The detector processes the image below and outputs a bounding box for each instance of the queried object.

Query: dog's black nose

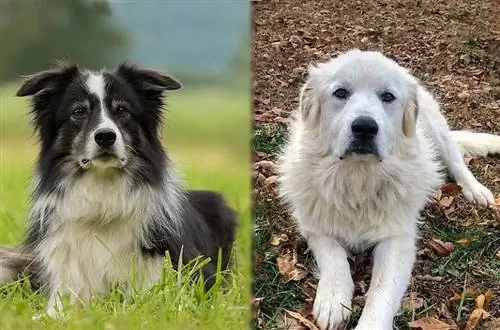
[94,128,117,148]
[351,116,379,138]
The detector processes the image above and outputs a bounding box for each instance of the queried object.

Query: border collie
[0,62,237,317]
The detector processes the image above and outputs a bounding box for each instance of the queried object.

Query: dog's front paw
[460,180,495,206]
[355,319,391,330]
[312,287,352,330]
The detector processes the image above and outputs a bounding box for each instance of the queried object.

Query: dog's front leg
[45,279,90,319]
[307,233,354,330]
[355,236,416,330]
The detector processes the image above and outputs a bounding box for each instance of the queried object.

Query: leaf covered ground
[252,1,500,329]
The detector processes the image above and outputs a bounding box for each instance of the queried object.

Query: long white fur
[33,170,184,317]
[278,49,499,330]
[451,130,500,157]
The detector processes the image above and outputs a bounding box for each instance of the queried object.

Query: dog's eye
[333,88,349,99]
[71,106,89,119]
[381,92,396,103]
[116,105,129,116]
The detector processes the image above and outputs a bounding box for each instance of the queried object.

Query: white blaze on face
[85,72,126,166]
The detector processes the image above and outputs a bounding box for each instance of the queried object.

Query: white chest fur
[32,172,165,303]
[278,126,443,249]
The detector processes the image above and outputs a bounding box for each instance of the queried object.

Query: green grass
[0,83,251,329]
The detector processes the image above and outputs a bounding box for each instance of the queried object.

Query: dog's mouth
[340,141,381,161]
[80,152,127,169]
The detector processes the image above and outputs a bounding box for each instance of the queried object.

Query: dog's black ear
[16,62,79,97]
[115,62,182,92]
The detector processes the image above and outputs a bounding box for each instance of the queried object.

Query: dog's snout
[351,116,378,138]
[94,128,117,148]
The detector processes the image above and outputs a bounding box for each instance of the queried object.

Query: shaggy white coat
[278,49,500,330]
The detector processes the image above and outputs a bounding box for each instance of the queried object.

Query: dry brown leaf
[475,294,485,309]
[450,292,462,302]
[284,309,319,330]
[456,237,471,248]
[440,182,462,195]
[439,303,453,320]
[276,251,307,282]
[483,318,500,330]
[464,308,491,330]
[403,292,425,311]
[463,157,474,165]
[276,310,305,330]
[439,196,455,209]
[270,233,289,246]
[458,90,470,99]
[408,317,455,329]
[255,160,277,171]
[428,238,455,256]
[484,289,493,307]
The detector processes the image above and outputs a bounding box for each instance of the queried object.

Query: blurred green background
[0,1,251,329]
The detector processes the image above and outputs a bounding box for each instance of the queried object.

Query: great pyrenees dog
[278,49,500,330]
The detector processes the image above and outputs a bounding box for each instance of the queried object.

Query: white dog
[277,49,500,330]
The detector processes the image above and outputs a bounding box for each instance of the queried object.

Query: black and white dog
[0,62,236,317]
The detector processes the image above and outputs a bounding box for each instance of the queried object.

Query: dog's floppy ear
[16,62,79,97]
[115,62,182,92]
[298,65,321,127]
[402,87,419,137]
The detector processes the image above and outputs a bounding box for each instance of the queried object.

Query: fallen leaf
[276,310,305,330]
[458,90,470,99]
[439,196,455,209]
[414,274,443,281]
[440,182,462,195]
[255,160,277,171]
[276,251,308,282]
[284,309,319,330]
[483,318,500,330]
[450,288,477,301]
[408,316,455,329]
[456,237,471,248]
[464,308,490,330]
[439,303,453,320]
[428,238,455,256]
[496,251,500,259]
[475,294,485,309]
[270,233,289,246]
[484,289,493,307]
[463,157,474,165]
[403,292,424,311]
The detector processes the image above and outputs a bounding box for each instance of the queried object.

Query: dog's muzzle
[341,116,381,159]
[80,128,126,169]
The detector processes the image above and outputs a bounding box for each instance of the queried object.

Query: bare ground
[252,0,500,329]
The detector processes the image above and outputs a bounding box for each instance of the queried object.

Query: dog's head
[299,49,419,161]
[17,62,181,181]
